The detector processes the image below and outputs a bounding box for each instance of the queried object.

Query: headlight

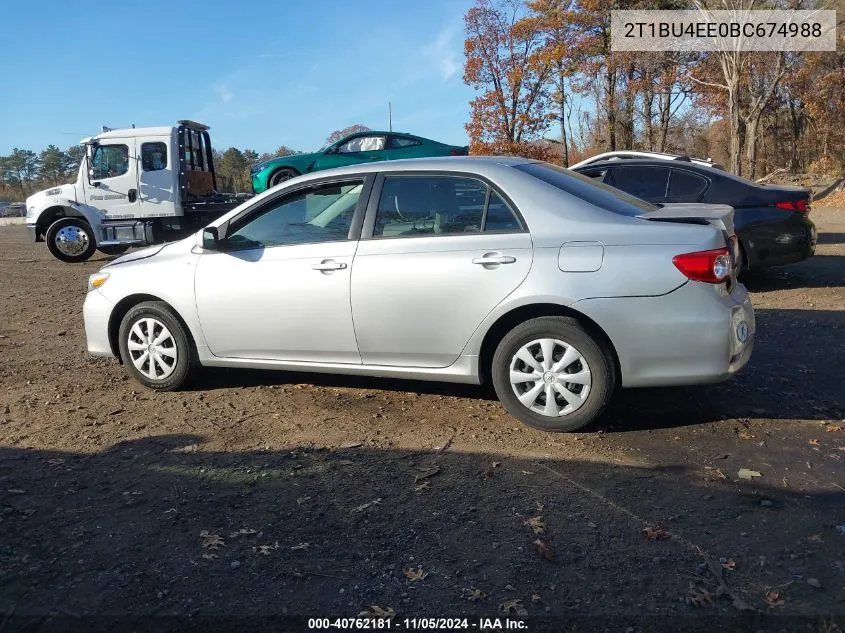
[45,188,61,196]
[250,162,269,174]
[87,272,110,291]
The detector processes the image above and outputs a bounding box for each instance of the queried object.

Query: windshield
[515,162,659,216]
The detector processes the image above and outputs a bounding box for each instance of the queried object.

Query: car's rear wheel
[118,301,195,391]
[268,167,299,188]
[491,317,615,432]
[45,217,96,263]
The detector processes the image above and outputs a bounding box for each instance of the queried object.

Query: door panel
[84,140,139,219]
[195,242,360,362]
[137,137,177,218]
[351,233,532,367]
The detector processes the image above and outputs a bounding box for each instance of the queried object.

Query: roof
[80,125,183,144]
[574,158,712,170]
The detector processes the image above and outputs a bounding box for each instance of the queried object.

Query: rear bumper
[739,213,816,269]
[573,281,754,388]
[83,289,116,358]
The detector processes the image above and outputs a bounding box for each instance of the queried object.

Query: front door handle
[472,253,516,265]
[312,259,347,272]
[128,188,138,203]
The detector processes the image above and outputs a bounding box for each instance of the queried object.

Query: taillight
[673,247,732,283]
[775,199,808,213]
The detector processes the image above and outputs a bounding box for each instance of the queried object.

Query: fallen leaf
[253,542,279,555]
[358,606,396,617]
[737,431,755,440]
[199,530,224,550]
[228,528,257,539]
[642,526,670,541]
[825,425,842,432]
[533,538,555,561]
[413,481,431,492]
[520,470,535,475]
[721,558,736,571]
[498,598,528,616]
[524,516,546,535]
[462,588,486,602]
[483,461,502,479]
[290,542,310,551]
[738,468,762,480]
[686,586,714,607]
[808,439,820,446]
[201,553,218,560]
[403,566,428,581]
[531,592,542,603]
[807,534,824,543]
[764,590,784,608]
[351,498,382,513]
[413,466,440,484]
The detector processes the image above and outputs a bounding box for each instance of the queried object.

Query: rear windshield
[514,162,658,216]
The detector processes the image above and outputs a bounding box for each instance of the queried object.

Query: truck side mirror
[202,226,220,250]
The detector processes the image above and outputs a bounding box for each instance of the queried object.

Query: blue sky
[1,0,476,155]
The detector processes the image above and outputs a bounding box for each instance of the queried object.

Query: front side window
[91,144,129,180]
[373,176,521,237]
[337,136,386,153]
[225,180,363,249]
[141,142,168,171]
[608,166,670,200]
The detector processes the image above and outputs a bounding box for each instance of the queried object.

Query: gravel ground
[0,210,843,630]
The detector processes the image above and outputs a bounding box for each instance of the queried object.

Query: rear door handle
[472,253,516,265]
[312,260,347,272]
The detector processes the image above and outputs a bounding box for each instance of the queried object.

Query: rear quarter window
[516,162,658,216]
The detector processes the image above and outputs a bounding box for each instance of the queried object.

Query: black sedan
[573,159,816,270]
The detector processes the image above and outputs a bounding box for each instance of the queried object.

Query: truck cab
[26,120,248,263]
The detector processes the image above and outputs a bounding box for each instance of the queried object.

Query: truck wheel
[268,167,299,188]
[45,217,96,263]
[491,317,616,433]
[98,245,130,257]
[118,301,196,391]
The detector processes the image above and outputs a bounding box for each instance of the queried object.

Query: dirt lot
[0,210,843,631]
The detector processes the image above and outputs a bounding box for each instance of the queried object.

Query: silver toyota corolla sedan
[83,157,754,432]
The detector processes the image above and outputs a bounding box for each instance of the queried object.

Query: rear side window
[608,166,670,200]
[141,142,168,171]
[390,136,422,149]
[667,169,708,200]
[373,176,522,237]
[514,162,658,216]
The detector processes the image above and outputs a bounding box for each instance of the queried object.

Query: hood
[104,243,170,267]
[26,182,77,209]
[252,152,317,174]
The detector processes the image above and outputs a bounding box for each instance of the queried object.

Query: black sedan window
[515,162,658,216]
[607,166,670,200]
[667,169,708,201]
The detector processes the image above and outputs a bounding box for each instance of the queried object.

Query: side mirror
[202,226,220,250]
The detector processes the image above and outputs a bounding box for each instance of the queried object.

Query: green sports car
[250,131,468,193]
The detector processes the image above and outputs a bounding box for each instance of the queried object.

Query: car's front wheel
[491,317,615,432]
[118,301,195,391]
[45,217,96,263]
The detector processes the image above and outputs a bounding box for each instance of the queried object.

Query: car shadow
[187,307,843,432]
[0,435,843,621]
[741,254,842,291]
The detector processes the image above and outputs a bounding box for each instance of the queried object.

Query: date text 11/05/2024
[307,617,528,630]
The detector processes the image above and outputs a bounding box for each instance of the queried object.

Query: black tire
[118,301,196,391]
[98,245,130,257]
[491,317,616,432]
[268,167,299,188]
[45,217,96,263]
